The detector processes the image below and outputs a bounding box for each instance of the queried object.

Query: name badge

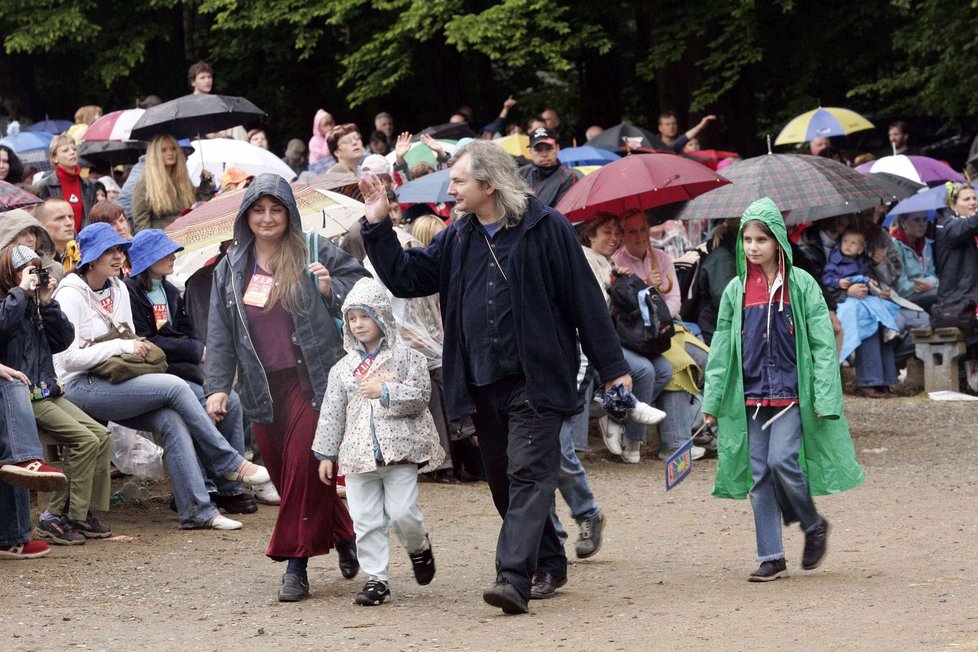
[243,273,274,308]
[153,303,169,329]
[99,295,113,313]
[353,355,375,380]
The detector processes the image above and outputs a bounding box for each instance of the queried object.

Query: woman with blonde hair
[67,105,102,144]
[131,135,213,233]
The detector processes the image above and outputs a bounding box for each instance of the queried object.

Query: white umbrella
[298,189,365,239]
[186,138,296,186]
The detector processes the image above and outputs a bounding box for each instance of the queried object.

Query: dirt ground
[2,392,978,651]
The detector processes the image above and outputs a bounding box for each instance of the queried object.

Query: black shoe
[802,519,830,570]
[210,492,259,515]
[335,537,360,579]
[278,572,309,602]
[575,511,605,559]
[529,572,567,599]
[355,579,390,606]
[408,536,435,585]
[748,558,788,582]
[483,581,529,614]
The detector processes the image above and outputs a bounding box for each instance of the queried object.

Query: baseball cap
[128,229,184,278]
[76,222,131,268]
[529,127,557,148]
[360,154,392,177]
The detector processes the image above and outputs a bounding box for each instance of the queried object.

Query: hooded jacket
[311,278,445,474]
[362,195,630,421]
[0,285,74,398]
[933,209,978,306]
[308,109,335,167]
[202,174,370,423]
[517,162,579,208]
[703,197,864,500]
[0,209,65,282]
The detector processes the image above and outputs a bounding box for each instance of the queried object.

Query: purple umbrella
[855,155,964,187]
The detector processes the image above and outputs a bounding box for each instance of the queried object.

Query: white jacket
[53,274,140,385]
[312,278,445,475]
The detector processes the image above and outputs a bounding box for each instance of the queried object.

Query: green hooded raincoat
[703,197,864,500]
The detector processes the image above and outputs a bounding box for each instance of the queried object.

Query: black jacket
[34,169,98,227]
[794,225,839,311]
[362,195,630,421]
[934,210,978,306]
[0,288,74,395]
[517,163,580,208]
[124,276,205,382]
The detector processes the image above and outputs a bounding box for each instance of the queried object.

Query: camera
[29,266,50,287]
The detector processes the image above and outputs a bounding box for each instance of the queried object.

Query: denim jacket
[202,175,370,423]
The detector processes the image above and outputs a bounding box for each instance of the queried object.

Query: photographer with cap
[518,127,581,208]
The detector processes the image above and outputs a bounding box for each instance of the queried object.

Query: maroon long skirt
[252,369,354,560]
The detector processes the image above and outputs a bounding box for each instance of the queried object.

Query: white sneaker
[206,514,243,530]
[598,416,624,455]
[253,481,281,506]
[657,445,707,461]
[224,462,271,487]
[629,402,667,425]
[621,437,641,464]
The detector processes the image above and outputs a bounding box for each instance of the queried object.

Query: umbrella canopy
[586,123,661,152]
[774,107,874,146]
[0,179,42,211]
[129,94,265,141]
[681,149,740,170]
[881,184,972,226]
[855,155,964,186]
[861,171,925,201]
[554,153,729,223]
[676,153,890,224]
[296,171,360,196]
[384,140,456,169]
[493,134,530,158]
[166,185,363,276]
[82,109,146,142]
[558,145,620,167]
[0,130,53,153]
[78,140,146,166]
[26,119,72,134]
[396,168,452,204]
[419,122,476,140]
[185,138,296,186]
[574,165,601,176]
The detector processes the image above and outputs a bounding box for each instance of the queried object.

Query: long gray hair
[450,140,530,227]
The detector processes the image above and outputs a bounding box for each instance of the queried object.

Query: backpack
[608,274,674,359]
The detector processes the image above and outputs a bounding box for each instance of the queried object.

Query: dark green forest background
[1,0,971,161]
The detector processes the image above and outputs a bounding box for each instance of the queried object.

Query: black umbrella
[864,171,925,201]
[587,123,663,152]
[419,122,476,140]
[78,140,147,167]
[129,94,265,141]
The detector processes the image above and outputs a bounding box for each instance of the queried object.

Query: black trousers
[469,376,566,598]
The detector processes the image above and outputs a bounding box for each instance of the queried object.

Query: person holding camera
[0,244,113,544]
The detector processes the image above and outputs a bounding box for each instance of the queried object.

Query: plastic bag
[108,422,165,481]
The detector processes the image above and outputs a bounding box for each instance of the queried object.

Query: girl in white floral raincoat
[312,277,444,607]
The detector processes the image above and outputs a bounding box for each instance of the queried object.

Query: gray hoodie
[0,208,64,281]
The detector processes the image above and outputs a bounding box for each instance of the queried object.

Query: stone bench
[910,327,967,393]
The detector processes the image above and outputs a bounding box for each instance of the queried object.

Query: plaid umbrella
[676,154,890,224]
[0,180,42,211]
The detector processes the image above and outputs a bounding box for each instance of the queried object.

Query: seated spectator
[247,128,269,150]
[368,130,389,156]
[696,218,740,344]
[98,176,121,202]
[87,200,132,241]
[131,135,214,232]
[34,134,98,232]
[325,124,364,176]
[0,208,64,282]
[67,105,102,144]
[308,110,336,172]
[34,198,80,276]
[890,213,939,311]
[282,138,308,177]
[220,167,254,194]
[0,144,24,184]
[0,244,112,544]
[933,183,978,338]
[53,223,270,530]
[0,362,68,561]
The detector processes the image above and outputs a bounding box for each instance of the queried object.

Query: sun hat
[128,229,184,278]
[76,222,131,268]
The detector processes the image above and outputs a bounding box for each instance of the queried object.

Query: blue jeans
[551,407,601,546]
[621,347,672,443]
[855,331,898,387]
[655,391,704,451]
[0,378,43,546]
[186,382,245,496]
[64,373,245,527]
[747,405,821,561]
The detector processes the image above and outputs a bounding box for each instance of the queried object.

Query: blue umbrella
[882,184,970,226]
[26,119,72,134]
[558,146,621,167]
[0,130,54,153]
[396,168,453,204]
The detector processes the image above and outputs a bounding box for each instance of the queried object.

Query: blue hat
[128,229,184,278]
[77,222,131,268]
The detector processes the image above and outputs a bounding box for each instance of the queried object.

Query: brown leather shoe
[854,386,888,399]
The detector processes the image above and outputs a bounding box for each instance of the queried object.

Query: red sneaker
[0,540,51,560]
[0,460,67,491]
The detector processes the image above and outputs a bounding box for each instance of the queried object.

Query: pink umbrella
[855,155,964,187]
[81,109,146,142]
[555,152,730,223]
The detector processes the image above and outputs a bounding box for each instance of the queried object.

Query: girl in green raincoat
[703,197,863,582]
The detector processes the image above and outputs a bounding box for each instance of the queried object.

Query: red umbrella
[555,152,730,223]
[1,180,42,211]
[82,109,146,142]
[681,149,740,170]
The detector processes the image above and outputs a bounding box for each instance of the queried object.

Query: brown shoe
[854,387,888,399]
